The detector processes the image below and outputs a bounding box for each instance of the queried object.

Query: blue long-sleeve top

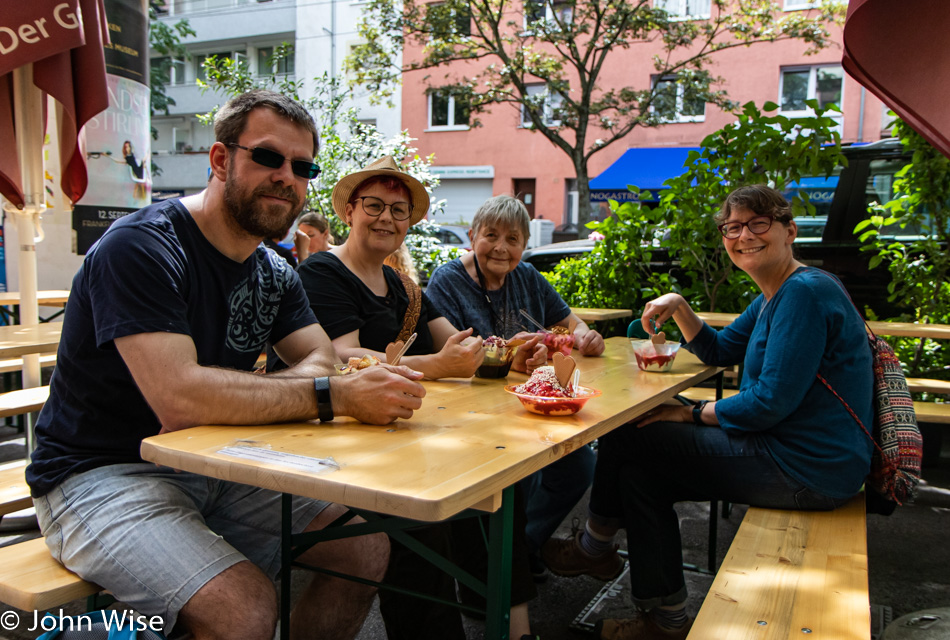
[686,267,873,499]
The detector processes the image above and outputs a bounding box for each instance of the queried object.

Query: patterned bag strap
[396,270,422,343]
[815,371,882,456]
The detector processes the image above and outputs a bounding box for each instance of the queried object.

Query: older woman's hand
[633,403,692,428]
[435,327,486,378]
[508,332,547,374]
[641,293,688,336]
[575,327,605,356]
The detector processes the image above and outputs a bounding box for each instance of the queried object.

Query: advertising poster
[72,0,149,254]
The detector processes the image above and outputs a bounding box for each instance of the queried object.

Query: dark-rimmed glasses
[355,196,413,221]
[717,215,774,239]
[226,143,321,180]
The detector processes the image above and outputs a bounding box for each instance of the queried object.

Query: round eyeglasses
[356,196,413,221]
[717,215,774,239]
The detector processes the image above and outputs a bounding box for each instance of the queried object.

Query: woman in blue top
[544,185,874,640]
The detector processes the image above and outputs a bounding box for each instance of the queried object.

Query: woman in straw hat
[296,156,486,639]
[297,156,485,379]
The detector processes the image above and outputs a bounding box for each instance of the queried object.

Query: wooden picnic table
[571,307,633,323]
[0,290,70,324]
[141,337,721,639]
[0,324,62,359]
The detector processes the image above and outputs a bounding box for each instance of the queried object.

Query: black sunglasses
[227,143,321,180]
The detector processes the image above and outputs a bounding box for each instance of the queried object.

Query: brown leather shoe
[594,614,693,640]
[541,531,624,581]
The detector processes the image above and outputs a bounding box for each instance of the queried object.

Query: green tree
[148,2,195,128]
[348,0,844,229]
[856,117,950,382]
[545,101,845,316]
[198,48,460,276]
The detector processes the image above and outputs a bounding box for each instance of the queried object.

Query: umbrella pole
[12,64,45,453]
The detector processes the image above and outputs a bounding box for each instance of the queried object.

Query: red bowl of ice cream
[504,384,601,416]
[541,331,575,358]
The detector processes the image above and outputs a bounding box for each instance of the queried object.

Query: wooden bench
[0,385,50,419]
[689,493,869,639]
[0,537,101,612]
[0,354,57,375]
[0,461,31,518]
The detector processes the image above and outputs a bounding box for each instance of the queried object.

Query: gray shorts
[34,463,328,633]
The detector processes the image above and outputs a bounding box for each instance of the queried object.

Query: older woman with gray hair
[427,195,602,630]
[427,195,604,357]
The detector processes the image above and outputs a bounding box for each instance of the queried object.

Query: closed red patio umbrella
[0,0,109,395]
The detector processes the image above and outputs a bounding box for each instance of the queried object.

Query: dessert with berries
[515,365,574,398]
[542,326,575,357]
[629,339,681,372]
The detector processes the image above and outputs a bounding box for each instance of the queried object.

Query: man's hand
[576,328,605,356]
[509,332,547,374]
[331,364,426,425]
[433,328,485,378]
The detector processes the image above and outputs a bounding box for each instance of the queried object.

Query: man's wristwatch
[692,400,708,426]
[314,376,334,423]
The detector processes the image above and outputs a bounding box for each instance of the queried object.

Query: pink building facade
[401,6,888,230]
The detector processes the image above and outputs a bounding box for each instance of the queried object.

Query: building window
[428,2,472,37]
[524,0,573,29]
[780,65,843,112]
[780,65,844,132]
[654,0,711,19]
[152,57,187,85]
[429,91,470,130]
[197,50,247,82]
[257,46,294,76]
[521,84,563,127]
[652,75,705,122]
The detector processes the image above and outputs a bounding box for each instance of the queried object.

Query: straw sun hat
[331,156,430,226]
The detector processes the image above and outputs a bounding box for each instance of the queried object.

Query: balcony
[156,0,295,43]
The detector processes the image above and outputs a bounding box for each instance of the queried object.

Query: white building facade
[151,0,402,196]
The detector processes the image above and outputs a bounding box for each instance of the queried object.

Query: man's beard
[223,172,302,240]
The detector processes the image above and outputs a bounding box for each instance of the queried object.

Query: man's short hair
[471,195,532,247]
[214,89,320,157]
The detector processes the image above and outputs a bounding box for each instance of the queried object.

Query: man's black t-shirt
[27,199,316,497]
[297,252,442,355]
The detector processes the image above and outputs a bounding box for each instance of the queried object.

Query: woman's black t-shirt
[297,251,442,356]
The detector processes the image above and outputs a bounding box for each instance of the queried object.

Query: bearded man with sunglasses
[27,90,423,640]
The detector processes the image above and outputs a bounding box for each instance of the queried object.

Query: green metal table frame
[278,485,516,640]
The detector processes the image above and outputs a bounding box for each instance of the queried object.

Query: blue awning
[782,176,839,205]
[590,147,701,201]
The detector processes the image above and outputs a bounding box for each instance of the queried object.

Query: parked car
[523,139,919,316]
[433,225,471,251]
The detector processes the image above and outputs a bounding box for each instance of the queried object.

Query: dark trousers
[589,421,852,610]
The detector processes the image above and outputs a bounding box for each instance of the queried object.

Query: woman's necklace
[472,256,506,336]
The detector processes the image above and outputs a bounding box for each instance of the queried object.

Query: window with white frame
[652,75,705,122]
[780,65,844,132]
[256,47,294,76]
[428,91,470,130]
[523,0,573,29]
[654,0,711,19]
[521,84,564,127]
[151,57,187,85]
[197,50,247,82]
[780,65,844,112]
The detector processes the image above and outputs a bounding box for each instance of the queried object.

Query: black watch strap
[692,400,708,426]
[314,376,334,423]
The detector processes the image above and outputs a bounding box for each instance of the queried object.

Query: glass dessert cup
[476,358,513,378]
[504,385,601,416]
[629,339,681,372]
[542,332,575,358]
